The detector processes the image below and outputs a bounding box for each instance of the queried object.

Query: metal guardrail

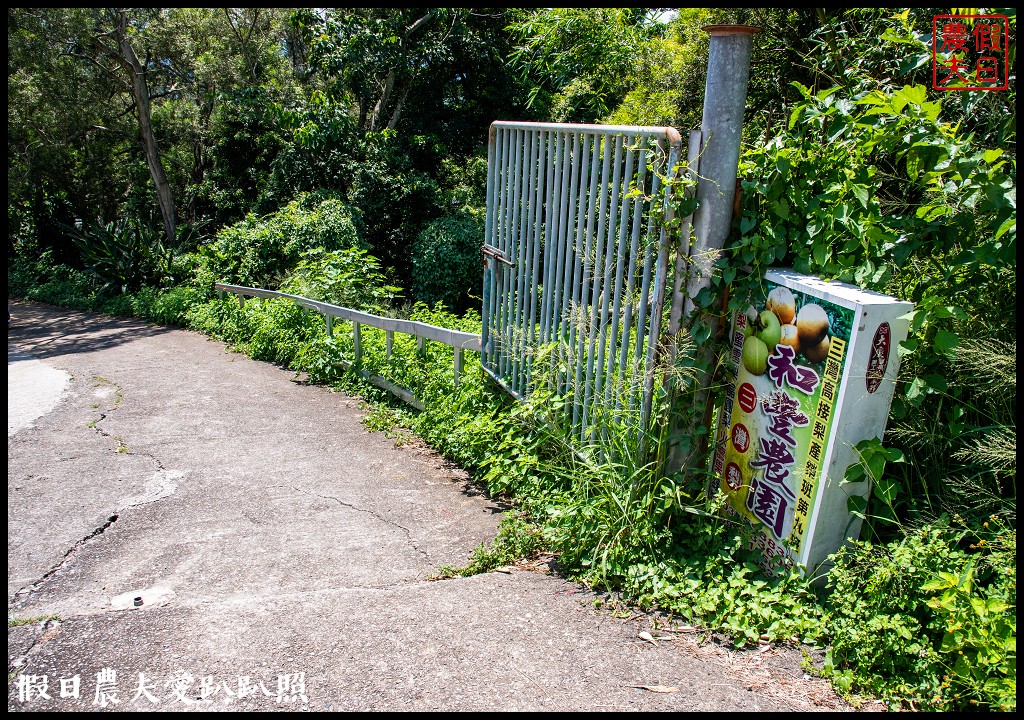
[215,283,482,409]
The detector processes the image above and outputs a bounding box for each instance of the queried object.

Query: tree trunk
[370,70,395,132]
[358,97,369,130]
[386,83,412,130]
[112,10,177,246]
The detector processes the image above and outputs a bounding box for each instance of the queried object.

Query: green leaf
[897,337,918,356]
[873,476,898,506]
[844,464,867,485]
[850,184,869,209]
[897,84,927,107]
[986,599,1009,614]
[812,242,828,265]
[906,376,927,403]
[883,447,905,462]
[772,198,791,221]
[933,329,959,359]
[906,152,922,178]
[994,216,1015,241]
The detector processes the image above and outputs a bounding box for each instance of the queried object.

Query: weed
[433,514,546,578]
[8,614,60,628]
[821,516,1016,711]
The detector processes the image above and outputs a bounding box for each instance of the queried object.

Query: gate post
[685,24,758,316]
[668,24,758,474]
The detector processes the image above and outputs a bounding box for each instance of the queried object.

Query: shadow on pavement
[8,300,175,360]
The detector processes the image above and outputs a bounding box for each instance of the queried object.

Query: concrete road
[7,300,856,711]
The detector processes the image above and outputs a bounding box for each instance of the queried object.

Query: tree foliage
[7,7,1017,711]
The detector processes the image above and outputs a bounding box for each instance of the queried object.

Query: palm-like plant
[63,217,170,295]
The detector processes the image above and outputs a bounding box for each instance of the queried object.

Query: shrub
[280,247,400,313]
[8,253,98,310]
[196,193,362,290]
[411,211,484,311]
[822,518,1016,711]
[66,217,171,296]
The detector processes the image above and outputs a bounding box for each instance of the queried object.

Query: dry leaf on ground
[630,685,680,694]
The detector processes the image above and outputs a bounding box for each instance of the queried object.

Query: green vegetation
[7,614,60,628]
[8,7,1015,712]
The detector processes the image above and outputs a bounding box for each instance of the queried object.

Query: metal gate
[480,121,690,445]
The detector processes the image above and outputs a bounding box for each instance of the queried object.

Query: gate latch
[481,244,514,267]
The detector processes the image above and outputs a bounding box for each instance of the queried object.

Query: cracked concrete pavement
[7,300,858,712]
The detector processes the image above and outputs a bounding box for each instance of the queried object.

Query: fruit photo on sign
[742,335,769,375]
[795,302,830,361]
[745,283,854,371]
[767,285,796,324]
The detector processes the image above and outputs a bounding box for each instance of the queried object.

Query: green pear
[756,309,782,352]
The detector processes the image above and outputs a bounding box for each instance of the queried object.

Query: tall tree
[8,8,129,259]
[93,9,177,246]
[295,8,523,137]
[505,8,664,123]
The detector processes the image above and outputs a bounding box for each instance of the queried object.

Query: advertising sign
[713,269,913,576]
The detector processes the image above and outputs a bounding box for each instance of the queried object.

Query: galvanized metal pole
[670,24,758,475]
[684,24,758,319]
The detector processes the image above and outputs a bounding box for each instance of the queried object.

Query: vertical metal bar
[491,126,508,367]
[497,127,519,382]
[526,128,546,392]
[386,330,393,362]
[626,148,662,417]
[490,127,503,374]
[668,129,704,337]
[511,129,532,394]
[581,135,613,440]
[514,128,535,393]
[556,132,584,396]
[417,335,426,359]
[565,131,589,399]
[604,141,637,410]
[554,130,576,347]
[493,126,508,378]
[571,133,602,431]
[454,346,463,388]
[326,314,334,337]
[552,132,577,354]
[539,130,559,346]
[594,134,625,425]
[616,137,650,413]
[641,142,681,434]
[353,321,362,368]
[505,126,524,391]
[634,148,665,374]
[482,124,498,360]
[218,290,224,301]
[238,295,245,308]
